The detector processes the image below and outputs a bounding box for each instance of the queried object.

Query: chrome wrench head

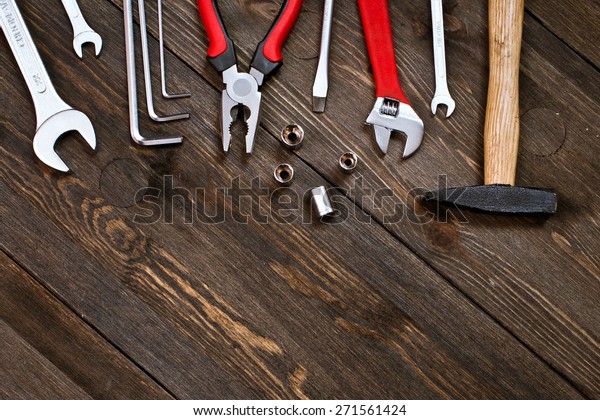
[221,66,262,154]
[366,97,424,158]
[73,31,102,59]
[431,94,456,118]
[33,109,96,172]
[61,0,102,58]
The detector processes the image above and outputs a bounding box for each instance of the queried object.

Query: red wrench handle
[358,0,409,104]
[250,0,303,79]
[197,0,236,72]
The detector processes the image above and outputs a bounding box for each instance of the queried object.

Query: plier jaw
[221,66,262,153]
[198,0,303,154]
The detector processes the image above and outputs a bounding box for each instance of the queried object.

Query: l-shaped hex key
[124,0,183,145]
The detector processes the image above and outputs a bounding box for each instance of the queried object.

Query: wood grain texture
[0,0,597,400]
[0,319,90,399]
[527,0,600,68]
[484,0,524,185]
[115,0,600,397]
[0,251,172,399]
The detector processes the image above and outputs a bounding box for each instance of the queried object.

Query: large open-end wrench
[430,0,455,117]
[0,0,96,172]
[61,0,102,59]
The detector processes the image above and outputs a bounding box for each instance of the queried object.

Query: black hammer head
[423,184,557,215]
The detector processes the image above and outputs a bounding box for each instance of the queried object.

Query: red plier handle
[197,0,303,79]
[358,0,410,104]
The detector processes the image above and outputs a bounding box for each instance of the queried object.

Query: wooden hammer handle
[484,0,525,186]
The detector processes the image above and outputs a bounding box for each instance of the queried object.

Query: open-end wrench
[358,0,424,158]
[61,0,102,59]
[123,0,182,145]
[1,0,96,172]
[430,0,455,117]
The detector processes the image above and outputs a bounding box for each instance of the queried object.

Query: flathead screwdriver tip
[312,96,326,113]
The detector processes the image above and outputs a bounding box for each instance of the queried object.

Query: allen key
[124,0,182,146]
[158,0,191,99]
[138,0,189,122]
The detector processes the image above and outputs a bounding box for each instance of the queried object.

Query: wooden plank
[527,0,600,68]
[0,252,172,399]
[0,0,584,399]
[118,0,600,397]
[0,319,90,399]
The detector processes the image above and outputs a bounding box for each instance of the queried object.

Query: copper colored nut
[274,163,295,186]
[339,152,359,173]
[280,124,305,150]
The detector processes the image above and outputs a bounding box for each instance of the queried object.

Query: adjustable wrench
[61,0,102,58]
[430,0,455,117]
[0,0,96,172]
[358,0,424,158]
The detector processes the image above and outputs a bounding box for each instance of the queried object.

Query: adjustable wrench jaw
[221,66,262,153]
[367,97,424,158]
[358,0,425,159]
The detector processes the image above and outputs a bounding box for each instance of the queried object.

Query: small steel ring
[280,124,305,150]
[274,163,295,186]
[339,152,359,173]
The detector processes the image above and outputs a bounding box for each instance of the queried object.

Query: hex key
[138,0,189,122]
[158,0,191,99]
[124,0,182,145]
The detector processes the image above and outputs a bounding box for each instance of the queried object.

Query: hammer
[424,0,557,215]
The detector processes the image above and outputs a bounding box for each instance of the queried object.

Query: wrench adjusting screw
[280,124,305,150]
[274,163,295,186]
[339,152,359,173]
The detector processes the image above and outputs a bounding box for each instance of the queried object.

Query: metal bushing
[310,186,335,218]
[339,152,359,173]
[280,124,305,150]
[274,163,295,186]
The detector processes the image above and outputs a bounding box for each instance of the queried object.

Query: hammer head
[423,184,557,216]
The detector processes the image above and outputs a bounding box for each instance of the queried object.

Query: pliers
[197,0,303,153]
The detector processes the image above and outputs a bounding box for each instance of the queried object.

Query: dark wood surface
[0,0,598,399]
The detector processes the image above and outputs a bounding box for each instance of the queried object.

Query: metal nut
[310,186,335,218]
[339,152,359,173]
[274,163,294,186]
[280,124,304,150]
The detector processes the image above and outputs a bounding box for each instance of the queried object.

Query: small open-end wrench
[430,0,455,117]
[1,0,96,172]
[61,0,102,59]
[358,0,424,158]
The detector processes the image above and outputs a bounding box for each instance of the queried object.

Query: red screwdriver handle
[197,0,236,72]
[250,0,303,79]
[358,0,409,104]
